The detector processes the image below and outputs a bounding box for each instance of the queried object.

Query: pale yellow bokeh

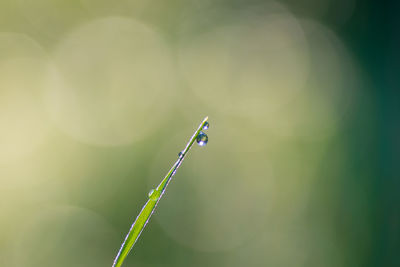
[44,17,177,146]
[0,33,51,163]
[178,11,310,118]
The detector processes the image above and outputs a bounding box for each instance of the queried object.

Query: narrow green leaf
[112,117,209,267]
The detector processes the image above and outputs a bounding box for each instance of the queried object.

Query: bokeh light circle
[44,17,176,146]
[178,14,359,141]
[178,11,310,120]
[266,19,359,140]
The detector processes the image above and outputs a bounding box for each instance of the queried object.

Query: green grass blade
[112,117,209,267]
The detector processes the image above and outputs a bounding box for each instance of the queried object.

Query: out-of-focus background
[0,0,398,266]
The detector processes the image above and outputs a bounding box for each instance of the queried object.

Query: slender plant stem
[112,116,209,267]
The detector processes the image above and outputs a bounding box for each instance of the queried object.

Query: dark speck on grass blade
[112,117,210,267]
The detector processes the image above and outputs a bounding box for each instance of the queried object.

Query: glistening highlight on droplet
[196,131,208,146]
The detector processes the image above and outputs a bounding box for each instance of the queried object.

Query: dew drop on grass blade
[112,117,210,267]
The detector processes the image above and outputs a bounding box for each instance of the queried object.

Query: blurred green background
[0,0,398,266]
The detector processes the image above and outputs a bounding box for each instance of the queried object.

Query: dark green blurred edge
[337,0,399,266]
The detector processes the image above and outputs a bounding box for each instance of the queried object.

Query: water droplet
[196,131,208,146]
[148,189,160,200]
[178,151,183,158]
[203,121,209,130]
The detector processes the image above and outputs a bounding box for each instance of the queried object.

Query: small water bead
[148,189,160,201]
[203,121,209,130]
[196,131,208,146]
[178,151,183,158]
[148,189,154,198]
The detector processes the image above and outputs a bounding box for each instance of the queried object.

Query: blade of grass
[112,116,209,267]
